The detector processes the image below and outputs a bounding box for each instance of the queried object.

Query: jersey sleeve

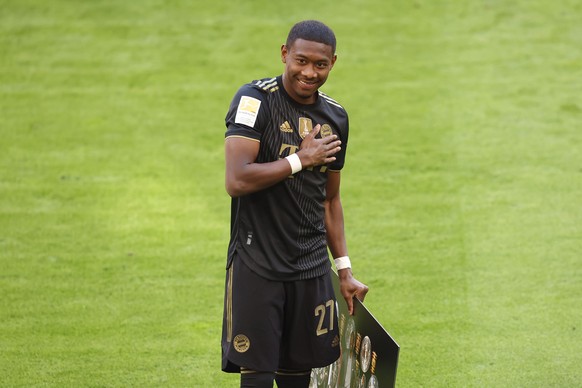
[224,84,269,141]
[328,111,349,172]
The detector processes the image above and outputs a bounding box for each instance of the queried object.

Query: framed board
[310,271,400,387]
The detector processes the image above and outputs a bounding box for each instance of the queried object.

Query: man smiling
[222,20,368,388]
[280,38,335,104]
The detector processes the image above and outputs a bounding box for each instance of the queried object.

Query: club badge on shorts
[233,334,250,353]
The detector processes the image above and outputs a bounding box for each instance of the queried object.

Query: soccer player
[222,20,369,388]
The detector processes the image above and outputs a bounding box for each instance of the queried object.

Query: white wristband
[334,256,351,270]
[285,153,302,174]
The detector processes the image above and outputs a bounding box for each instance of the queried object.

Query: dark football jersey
[225,76,349,281]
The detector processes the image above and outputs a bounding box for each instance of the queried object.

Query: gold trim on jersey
[318,91,344,109]
[226,265,233,342]
[255,78,277,90]
[225,135,260,143]
[254,78,279,93]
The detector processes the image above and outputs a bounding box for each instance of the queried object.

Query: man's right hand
[297,124,342,168]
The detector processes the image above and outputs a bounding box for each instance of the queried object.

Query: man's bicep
[225,136,260,172]
[224,136,261,197]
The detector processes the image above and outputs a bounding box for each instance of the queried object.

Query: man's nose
[301,64,317,78]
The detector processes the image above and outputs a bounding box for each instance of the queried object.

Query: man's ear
[330,54,337,69]
[281,44,288,63]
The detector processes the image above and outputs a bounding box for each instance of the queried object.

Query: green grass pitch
[1,0,581,386]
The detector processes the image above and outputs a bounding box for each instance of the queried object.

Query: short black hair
[286,20,337,54]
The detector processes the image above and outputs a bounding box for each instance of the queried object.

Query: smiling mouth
[298,79,318,88]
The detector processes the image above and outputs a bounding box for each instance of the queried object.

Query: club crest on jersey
[298,117,313,139]
[320,124,333,137]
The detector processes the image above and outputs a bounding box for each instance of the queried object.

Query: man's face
[281,38,337,105]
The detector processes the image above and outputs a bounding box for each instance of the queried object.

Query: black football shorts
[222,256,341,372]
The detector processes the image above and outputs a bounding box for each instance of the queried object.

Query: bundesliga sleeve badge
[235,96,261,127]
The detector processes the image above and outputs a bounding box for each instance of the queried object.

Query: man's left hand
[338,269,369,315]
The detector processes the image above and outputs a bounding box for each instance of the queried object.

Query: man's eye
[316,63,328,69]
